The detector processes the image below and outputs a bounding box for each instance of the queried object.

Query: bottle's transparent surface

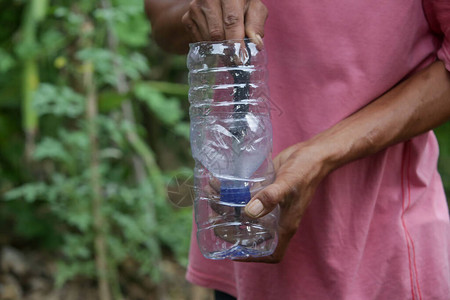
[188,39,279,260]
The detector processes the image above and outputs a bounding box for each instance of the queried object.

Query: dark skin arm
[240,60,450,263]
[145,1,450,263]
[144,0,191,54]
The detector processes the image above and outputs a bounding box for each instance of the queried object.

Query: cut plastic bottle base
[205,245,274,260]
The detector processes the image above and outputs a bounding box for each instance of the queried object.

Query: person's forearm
[145,0,191,54]
[309,60,450,172]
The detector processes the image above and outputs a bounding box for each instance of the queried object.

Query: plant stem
[100,0,165,199]
[101,1,165,296]
[82,21,112,300]
[22,58,38,161]
[20,0,47,161]
[85,62,112,300]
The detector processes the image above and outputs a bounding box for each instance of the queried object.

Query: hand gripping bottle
[188,39,279,259]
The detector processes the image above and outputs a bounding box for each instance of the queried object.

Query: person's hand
[181,0,268,48]
[236,142,333,263]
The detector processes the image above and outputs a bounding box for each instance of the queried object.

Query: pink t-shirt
[186,1,450,299]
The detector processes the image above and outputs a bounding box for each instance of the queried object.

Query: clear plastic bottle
[188,39,279,260]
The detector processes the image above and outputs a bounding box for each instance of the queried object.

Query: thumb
[244,180,290,218]
[245,0,268,49]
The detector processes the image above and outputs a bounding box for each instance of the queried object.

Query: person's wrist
[300,136,345,179]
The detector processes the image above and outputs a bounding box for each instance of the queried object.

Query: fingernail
[246,199,264,217]
[255,34,264,50]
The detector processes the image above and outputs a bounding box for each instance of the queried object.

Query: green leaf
[134,83,184,125]
[107,235,127,262]
[77,48,149,85]
[111,213,147,241]
[98,115,126,148]
[57,129,89,152]
[174,122,190,140]
[40,28,66,56]
[34,137,71,163]
[98,90,128,112]
[113,13,150,47]
[4,182,48,203]
[55,260,96,288]
[66,211,91,232]
[95,1,150,47]
[157,207,192,267]
[120,52,149,80]
[76,48,116,85]
[0,48,15,73]
[53,7,68,18]
[33,83,84,117]
[61,235,92,260]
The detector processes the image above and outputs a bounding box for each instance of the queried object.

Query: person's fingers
[209,176,221,192]
[221,0,246,40]
[244,178,294,218]
[181,11,203,41]
[244,0,267,49]
[273,144,299,170]
[204,184,219,197]
[187,1,211,39]
[201,0,225,41]
[182,0,268,44]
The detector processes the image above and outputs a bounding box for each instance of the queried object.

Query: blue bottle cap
[220,185,251,205]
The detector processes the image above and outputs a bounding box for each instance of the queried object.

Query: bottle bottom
[204,244,275,260]
[197,206,278,260]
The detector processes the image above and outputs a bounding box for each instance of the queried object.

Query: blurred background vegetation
[0,0,198,299]
[0,1,448,300]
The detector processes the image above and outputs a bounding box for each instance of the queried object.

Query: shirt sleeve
[423,0,450,71]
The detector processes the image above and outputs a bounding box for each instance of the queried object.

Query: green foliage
[157,207,192,267]
[0,48,15,73]
[0,0,193,295]
[76,48,149,85]
[134,83,184,126]
[5,182,48,203]
[98,90,127,112]
[95,0,151,47]
[33,84,84,117]
[435,123,450,197]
